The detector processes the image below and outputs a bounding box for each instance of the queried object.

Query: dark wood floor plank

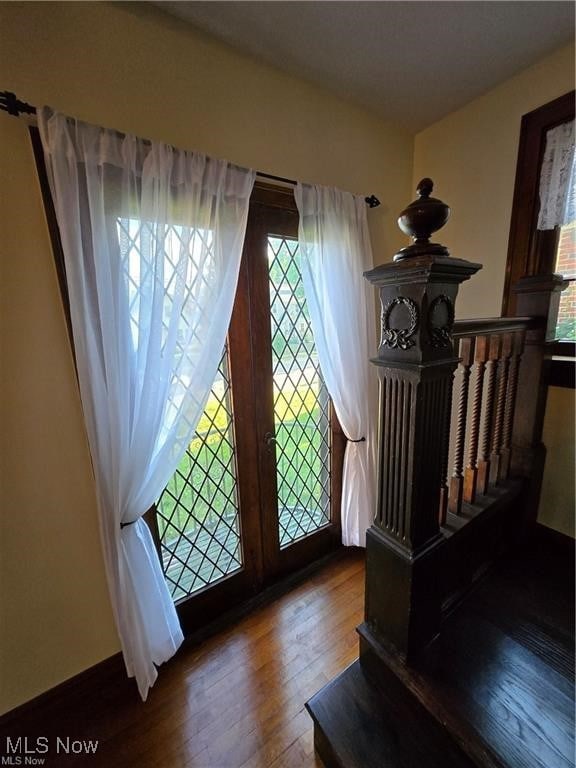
[71,556,363,767]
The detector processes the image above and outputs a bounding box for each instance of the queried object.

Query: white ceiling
[151,1,574,132]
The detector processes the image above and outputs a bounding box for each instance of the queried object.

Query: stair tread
[353,544,575,768]
[306,654,477,768]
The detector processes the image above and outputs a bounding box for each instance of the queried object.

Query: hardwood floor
[6,529,571,768]
[0,549,365,768]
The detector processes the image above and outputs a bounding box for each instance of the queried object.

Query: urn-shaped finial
[394,178,450,261]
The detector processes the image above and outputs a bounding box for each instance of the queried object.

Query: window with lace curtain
[503,90,575,388]
[537,118,575,343]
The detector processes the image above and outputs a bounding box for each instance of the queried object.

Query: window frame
[502,90,575,388]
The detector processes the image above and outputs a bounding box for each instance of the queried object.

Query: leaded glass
[156,348,242,601]
[268,236,331,547]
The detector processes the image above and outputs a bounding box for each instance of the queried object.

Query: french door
[150,184,344,633]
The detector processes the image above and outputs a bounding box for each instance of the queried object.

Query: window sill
[549,356,575,389]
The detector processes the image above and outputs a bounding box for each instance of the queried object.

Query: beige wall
[413,44,575,538]
[540,387,575,538]
[0,115,121,714]
[413,43,575,318]
[0,2,413,713]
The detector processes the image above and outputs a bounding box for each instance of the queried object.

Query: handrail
[446,317,534,516]
[453,317,534,338]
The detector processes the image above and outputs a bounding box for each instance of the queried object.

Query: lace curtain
[537,119,575,230]
[38,108,255,699]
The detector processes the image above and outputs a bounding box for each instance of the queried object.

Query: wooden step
[357,624,505,768]
[306,650,477,768]
[357,538,575,768]
[308,535,575,768]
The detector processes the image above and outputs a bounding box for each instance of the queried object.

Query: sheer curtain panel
[537,119,575,230]
[38,108,255,700]
[295,184,378,546]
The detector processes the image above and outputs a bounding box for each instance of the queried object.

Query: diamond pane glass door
[268,236,331,547]
[156,347,243,602]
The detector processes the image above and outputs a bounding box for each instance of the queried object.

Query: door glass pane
[554,222,575,341]
[268,236,331,548]
[156,346,243,602]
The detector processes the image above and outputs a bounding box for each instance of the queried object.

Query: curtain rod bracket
[0,91,36,117]
[365,195,381,209]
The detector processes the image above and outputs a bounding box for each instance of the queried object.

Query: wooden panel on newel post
[360,179,482,662]
[511,273,567,526]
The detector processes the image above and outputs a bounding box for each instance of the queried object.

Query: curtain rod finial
[365,195,380,209]
[0,91,36,117]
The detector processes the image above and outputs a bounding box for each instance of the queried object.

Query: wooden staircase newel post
[510,273,566,524]
[362,179,481,661]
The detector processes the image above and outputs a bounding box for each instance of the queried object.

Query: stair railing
[361,180,565,663]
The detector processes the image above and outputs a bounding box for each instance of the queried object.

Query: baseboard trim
[530,521,575,554]
[0,651,127,727]
[0,545,361,726]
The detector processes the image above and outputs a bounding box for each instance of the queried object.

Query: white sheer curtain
[38,108,255,700]
[537,119,575,230]
[295,184,378,547]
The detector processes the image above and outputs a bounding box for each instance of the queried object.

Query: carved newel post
[362,179,481,660]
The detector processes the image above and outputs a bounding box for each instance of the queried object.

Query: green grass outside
[157,382,329,546]
[157,236,330,556]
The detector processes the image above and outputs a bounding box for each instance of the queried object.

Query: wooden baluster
[477,335,501,495]
[449,337,475,515]
[489,333,513,484]
[463,336,488,504]
[499,330,525,481]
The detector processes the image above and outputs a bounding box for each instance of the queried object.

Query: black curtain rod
[0,91,380,208]
[0,91,35,117]
[256,170,380,208]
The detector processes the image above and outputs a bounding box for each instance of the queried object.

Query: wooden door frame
[179,183,345,625]
[245,183,344,583]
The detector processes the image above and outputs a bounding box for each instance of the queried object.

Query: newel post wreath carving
[427,293,455,349]
[362,179,482,659]
[380,296,419,350]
